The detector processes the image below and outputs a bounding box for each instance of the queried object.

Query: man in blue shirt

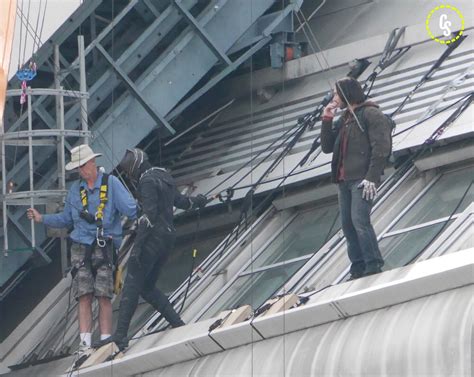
[27,144,136,352]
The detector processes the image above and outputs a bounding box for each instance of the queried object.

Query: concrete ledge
[69,249,473,377]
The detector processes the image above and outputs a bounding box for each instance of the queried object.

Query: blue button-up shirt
[43,173,136,248]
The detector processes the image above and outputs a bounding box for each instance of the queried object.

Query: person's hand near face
[323,91,342,119]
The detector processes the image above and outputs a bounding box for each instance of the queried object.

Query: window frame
[375,164,473,266]
[192,200,340,321]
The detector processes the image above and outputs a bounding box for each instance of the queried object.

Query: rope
[21,0,31,65]
[408,178,473,264]
[32,0,43,54]
[38,0,48,52]
[177,211,200,314]
[17,0,24,69]
[249,1,255,374]
[391,34,467,117]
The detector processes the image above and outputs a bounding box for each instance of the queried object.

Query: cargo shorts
[70,242,114,299]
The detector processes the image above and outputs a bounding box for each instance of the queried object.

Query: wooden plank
[262,294,299,317]
[80,342,119,369]
[220,305,252,328]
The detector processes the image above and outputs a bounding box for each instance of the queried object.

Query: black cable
[391,34,467,117]
[409,178,473,264]
[363,27,410,99]
[226,91,473,193]
[231,160,331,191]
[38,0,48,50]
[323,208,339,244]
[21,0,31,65]
[214,124,303,196]
[177,209,201,314]
[32,0,43,54]
[393,92,473,138]
[209,94,332,199]
[204,115,309,196]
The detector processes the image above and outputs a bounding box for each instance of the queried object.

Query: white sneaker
[75,340,92,356]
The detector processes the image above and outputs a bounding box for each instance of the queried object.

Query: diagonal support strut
[95,43,176,135]
[171,0,232,66]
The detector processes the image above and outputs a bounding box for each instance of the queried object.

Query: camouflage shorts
[70,242,114,299]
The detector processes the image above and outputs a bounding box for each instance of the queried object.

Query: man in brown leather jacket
[321,77,391,279]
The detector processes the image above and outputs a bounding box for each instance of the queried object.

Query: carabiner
[96,228,106,248]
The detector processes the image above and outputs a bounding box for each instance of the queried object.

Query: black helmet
[119,148,148,182]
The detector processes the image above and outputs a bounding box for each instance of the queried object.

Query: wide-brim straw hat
[65,144,102,171]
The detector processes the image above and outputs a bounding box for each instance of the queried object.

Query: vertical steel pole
[55,46,66,191]
[78,35,89,144]
[55,45,68,274]
[1,137,8,256]
[27,89,35,249]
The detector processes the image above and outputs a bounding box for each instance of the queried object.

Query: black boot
[161,303,185,328]
[142,289,185,327]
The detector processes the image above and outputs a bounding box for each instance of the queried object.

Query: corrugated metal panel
[167,42,473,191]
[142,285,472,377]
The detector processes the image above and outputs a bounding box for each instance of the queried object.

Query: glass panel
[392,167,474,231]
[156,231,229,294]
[203,260,306,319]
[249,203,339,270]
[380,221,449,269]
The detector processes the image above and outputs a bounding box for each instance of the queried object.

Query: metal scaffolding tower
[1,36,89,283]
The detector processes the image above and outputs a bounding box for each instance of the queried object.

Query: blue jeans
[338,180,384,275]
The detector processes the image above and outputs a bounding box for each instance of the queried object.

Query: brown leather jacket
[321,102,391,183]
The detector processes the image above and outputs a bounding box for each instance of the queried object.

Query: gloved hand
[190,194,208,209]
[357,179,378,201]
[137,214,154,228]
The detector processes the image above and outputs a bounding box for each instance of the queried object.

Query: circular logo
[426,5,465,44]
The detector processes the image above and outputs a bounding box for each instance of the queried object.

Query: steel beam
[63,0,199,132]
[27,93,36,249]
[95,43,175,135]
[171,0,231,66]
[143,0,161,17]
[91,0,276,171]
[167,35,271,121]
[228,8,295,55]
[6,88,89,98]
[2,190,68,203]
[167,1,302,120]
[2,130,89,141]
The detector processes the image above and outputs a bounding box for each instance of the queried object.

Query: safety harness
[80,173,109,247]
[71,174,116,283]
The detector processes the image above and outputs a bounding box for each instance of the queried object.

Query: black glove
[190,194,208,209]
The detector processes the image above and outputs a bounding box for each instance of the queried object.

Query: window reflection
[392,167,473,231]
[202,202,338,318]
[380,165,473,269]
[203,260,306,319]
[380,222,449,269]
[250,203,338,270]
